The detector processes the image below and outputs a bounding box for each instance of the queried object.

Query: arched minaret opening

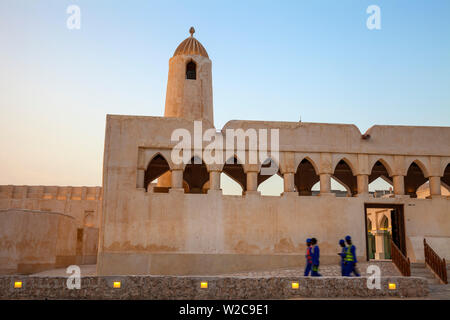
[186,61,196,80]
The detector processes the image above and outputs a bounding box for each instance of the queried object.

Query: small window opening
[186,61,196,80]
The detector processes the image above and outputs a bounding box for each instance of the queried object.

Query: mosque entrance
[364,204,406,261]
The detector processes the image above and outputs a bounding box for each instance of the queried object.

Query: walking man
[311,238,322,277]
[338,239,346,276]
[304,238,313,276]
[343,235,360,277]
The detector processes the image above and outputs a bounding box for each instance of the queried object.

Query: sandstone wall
[0,209,77,274]
[0,185,102,229]
[0,185,101,271]
[98,115,450,276]
[98,189,450,275]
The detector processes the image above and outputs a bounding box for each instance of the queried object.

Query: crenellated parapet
[0,185,102,201]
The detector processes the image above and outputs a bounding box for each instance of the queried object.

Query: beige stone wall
[0,185,102,229]
[98,115,450,275]
[98,189,450,275]
[0,209,77,274]
[0,186,101,272]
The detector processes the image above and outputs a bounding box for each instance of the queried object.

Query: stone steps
[410,263,441,285]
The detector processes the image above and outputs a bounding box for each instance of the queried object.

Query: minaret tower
[164,27,214,125]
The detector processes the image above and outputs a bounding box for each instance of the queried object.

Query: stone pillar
[136,169,145,188]
[374,231,386,259]
[393,175,405,196]
[246,171,258,192]
[209,170,221,190]
[429,176,441,197]
[320,173,331,194]
[170,169,184,190]
[283,172,295,192]
[357,174,369,195]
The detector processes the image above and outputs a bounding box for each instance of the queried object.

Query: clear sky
[1,0,449,187]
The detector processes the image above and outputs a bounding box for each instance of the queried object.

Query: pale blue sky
[0,0,449,187]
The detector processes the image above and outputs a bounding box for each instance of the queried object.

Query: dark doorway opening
[364,204,406,261]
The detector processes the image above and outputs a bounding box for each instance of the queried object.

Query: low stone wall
[0,209,77,274]
[0,276,428,299]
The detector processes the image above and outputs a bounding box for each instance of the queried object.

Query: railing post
[391,239,411,277]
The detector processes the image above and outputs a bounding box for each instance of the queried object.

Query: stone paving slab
[217,261,401,278]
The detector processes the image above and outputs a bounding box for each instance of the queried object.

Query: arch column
[207,170,222,195]
[392,175,405,196]
[280,152,297,196]
[319,173,333,195]
[429,176,442,197]
[244,165,260,196]
[283,172,295,192]
[282,171,298,197]
[169,169,184,193]
[356,174,369,196]
[246,172,258,191]
[209,170,221,190]
[318,153,334,196]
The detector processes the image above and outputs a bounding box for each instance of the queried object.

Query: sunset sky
[1,0,449,193]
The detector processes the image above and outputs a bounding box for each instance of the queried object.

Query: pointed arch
[333,157,356,175]
[442,163,450,187]
[183,156,209,194]
[380,215,389,230]
[294,154,320,175]
[295,158,320,196]
[333,159,357,196]
[369,158,394,180]
[144,153,171,191]
[222,156,246,192]
[405,159,430,178]
[369,160,393,194]
[257,158,281,187]
[404,161,428,198]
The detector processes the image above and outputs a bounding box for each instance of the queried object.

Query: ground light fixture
[113,281,121,289]
[388,283,396,290]
[291,282,299,289]
[14,281,22,289]
[200,281,208,289]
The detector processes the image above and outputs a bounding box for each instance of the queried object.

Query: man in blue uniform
[304,238,313,276]
[310,238,322,277]
[338,239,346,276]
[343,235,360,277]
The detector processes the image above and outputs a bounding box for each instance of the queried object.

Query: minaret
[158,28,214,190]
[164,27,214,125]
